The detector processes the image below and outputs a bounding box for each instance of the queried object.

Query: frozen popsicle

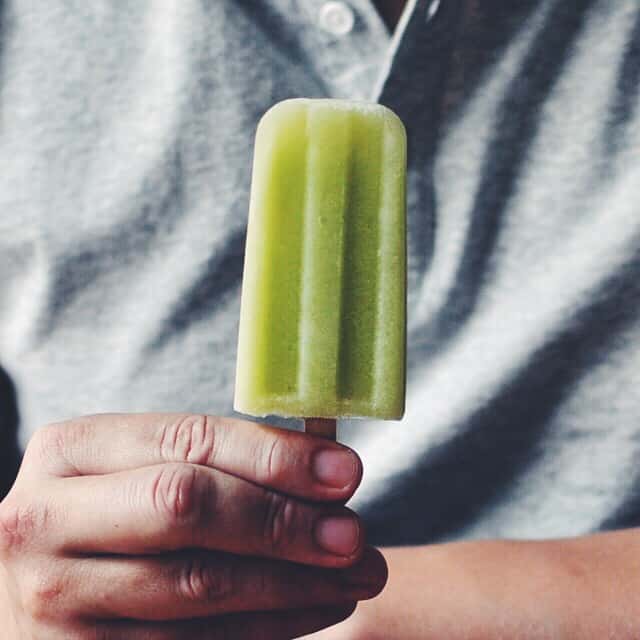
[234,98,407,437]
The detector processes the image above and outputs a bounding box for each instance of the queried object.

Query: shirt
[1,0,639,544]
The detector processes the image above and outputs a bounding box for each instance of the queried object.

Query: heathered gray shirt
[1,0,639,545]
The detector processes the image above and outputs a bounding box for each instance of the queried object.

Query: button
[426,0,441,22]
[319,1,355,36]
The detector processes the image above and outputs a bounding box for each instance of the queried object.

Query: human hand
[0,413,387,639]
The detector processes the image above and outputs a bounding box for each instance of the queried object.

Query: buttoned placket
[293,1,445,98]
[373,0,466,313]
[293,0,462,307]
[294,0,390,99]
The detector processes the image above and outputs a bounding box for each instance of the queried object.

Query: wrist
[333,543,567,640]
[307,532,640,640]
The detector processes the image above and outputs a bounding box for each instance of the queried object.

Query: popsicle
[234,98,407,439]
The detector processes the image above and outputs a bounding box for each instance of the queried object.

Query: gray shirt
[1,0,639,545]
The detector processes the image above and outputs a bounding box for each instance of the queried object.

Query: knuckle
[26,424,62,466]
[257,436,289,487]
[151,465,211,528]
[0,498,49,555]
[262,492,298,555]
[0,500,21,554]
[23,566,67,621]
[176,557,234,604]
[27,421,83,476]
[158,414,217,466]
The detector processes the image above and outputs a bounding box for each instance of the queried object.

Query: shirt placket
[294,0,464,309]
[374,0,466,311]
[295,0,390,99]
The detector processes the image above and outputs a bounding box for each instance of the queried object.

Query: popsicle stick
[304,418,337,441]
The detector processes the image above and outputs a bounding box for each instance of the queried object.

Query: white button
[319,1,355,36]
[426,0,441,22]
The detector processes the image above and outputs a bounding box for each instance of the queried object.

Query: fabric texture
[0,0,639,544]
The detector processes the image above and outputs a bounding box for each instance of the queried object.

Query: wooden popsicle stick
[304,418,337,441]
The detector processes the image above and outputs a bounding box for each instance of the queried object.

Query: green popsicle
[234,99,407,431]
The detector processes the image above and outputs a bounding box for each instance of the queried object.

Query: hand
[0,413,387,639]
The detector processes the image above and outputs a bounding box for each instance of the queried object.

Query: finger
[71,547,385,621]
[52,463,364,566]
[92,604,357,640]
[31,413,362,501]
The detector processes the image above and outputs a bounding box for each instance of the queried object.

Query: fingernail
[313,449,358,488]
[315,516,360,556]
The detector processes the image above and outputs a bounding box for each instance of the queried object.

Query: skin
[305,535,640,639]
[5,417,640,639]
[0,414,388,639]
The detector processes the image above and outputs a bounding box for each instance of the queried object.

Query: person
[1,0,639,637]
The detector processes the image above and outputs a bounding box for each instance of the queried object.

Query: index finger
[27,414,362,502]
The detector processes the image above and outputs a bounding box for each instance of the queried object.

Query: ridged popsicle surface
[234,99,406,419]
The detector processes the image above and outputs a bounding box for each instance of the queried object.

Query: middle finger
[52,463,363,567]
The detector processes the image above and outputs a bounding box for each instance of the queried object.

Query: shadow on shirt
[364,252,640,545]
[363,0,640,544]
